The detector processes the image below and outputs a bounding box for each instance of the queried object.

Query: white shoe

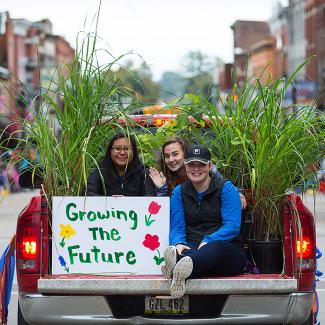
[161,246,177,279]
[170,256,193,298]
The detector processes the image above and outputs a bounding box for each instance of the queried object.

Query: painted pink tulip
[148,201,161,215]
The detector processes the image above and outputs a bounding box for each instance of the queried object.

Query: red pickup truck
[16,191,316,324]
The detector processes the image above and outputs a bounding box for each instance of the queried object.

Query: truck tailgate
[38,273,297,294]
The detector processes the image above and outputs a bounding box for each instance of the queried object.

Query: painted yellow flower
[59,224,76,239]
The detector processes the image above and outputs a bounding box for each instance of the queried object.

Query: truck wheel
[18,302,30,325]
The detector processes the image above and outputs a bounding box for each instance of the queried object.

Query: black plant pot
[251,239,283,274]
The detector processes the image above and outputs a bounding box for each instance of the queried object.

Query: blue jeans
[180,240,246,277]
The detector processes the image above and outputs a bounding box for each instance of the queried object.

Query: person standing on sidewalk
[162,144,246,298]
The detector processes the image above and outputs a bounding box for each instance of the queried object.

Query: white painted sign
[52,196,170,275]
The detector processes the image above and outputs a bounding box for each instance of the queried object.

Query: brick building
[219,63,233,92]
[248,36,277,84]
[0,65,13,146]
[229,0,324,107]
[0,12,74,107]
[304,0,325,106]
[287,0,306,79]
[231,20,271,86]
[286,0,325,106]
[246,5,288,84]
[0,12,15,114]
[0,12,75,146]
[269,2,288,80]
[52,35,75,80]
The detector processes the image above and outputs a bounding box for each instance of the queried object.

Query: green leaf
[59,238,65,248]
[145,215,156,227]
[230,139,242,145]
[153,256,165,265]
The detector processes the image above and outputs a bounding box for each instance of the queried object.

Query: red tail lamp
[22,238,38,258]
[296,237,312,259]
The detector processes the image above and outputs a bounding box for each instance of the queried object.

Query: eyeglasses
[111,146,132,153]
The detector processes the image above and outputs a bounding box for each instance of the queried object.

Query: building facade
[231,20,271,86]
[288,0,306,79]
[248,36,277,84]
[219,63,233,92]
[269,2,288,79]
[0,12,75,146]
[228,1,324,106]
[304,0,325,106]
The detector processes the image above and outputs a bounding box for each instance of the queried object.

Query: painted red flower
[148,201,161,215]
[143,234,160,251]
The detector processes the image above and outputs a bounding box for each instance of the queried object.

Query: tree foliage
[159,71,186,101]
[181,51,216,101]
[102,61,160,106]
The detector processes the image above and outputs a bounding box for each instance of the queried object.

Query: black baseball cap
[184,144,211,164]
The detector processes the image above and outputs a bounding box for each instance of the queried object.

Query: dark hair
[106,132,138,159]
[100,132,140,170]
[159,137,188,194]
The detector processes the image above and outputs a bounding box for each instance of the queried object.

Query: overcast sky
[1,0,287,80]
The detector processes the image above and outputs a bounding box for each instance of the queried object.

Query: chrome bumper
[19,292,313,325]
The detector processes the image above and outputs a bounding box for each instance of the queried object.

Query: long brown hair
[159,137,188,195]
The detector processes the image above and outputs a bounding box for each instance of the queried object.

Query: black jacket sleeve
[143,168,157,196]
[86,169,104,196]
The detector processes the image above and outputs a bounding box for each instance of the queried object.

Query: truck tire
[18,302,30,325]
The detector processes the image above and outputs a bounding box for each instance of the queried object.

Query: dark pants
[180,240,246,277]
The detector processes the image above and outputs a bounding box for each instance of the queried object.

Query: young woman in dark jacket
[86,133,156,196]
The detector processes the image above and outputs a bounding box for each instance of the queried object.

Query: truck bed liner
[38,273,297,295]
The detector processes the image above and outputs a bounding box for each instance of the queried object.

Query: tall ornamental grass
[176,69,325,241]
[22,28,136,199]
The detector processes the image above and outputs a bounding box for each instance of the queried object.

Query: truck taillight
[15,195,47,293]
[22,238,38,258]
[291,196,316,291]
[16,215,40,273]
[296,235,315,270]
[296,217,315,271]
[297,237,312,259]
[283,195,316,292]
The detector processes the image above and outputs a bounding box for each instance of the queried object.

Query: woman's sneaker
[161,246,177,279]
[170,256,193,298]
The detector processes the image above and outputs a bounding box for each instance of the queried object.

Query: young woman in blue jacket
[162,144,246,298]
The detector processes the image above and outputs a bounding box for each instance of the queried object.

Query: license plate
[145,295,189,315]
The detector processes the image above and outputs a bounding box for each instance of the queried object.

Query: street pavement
[0,190,324,324]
